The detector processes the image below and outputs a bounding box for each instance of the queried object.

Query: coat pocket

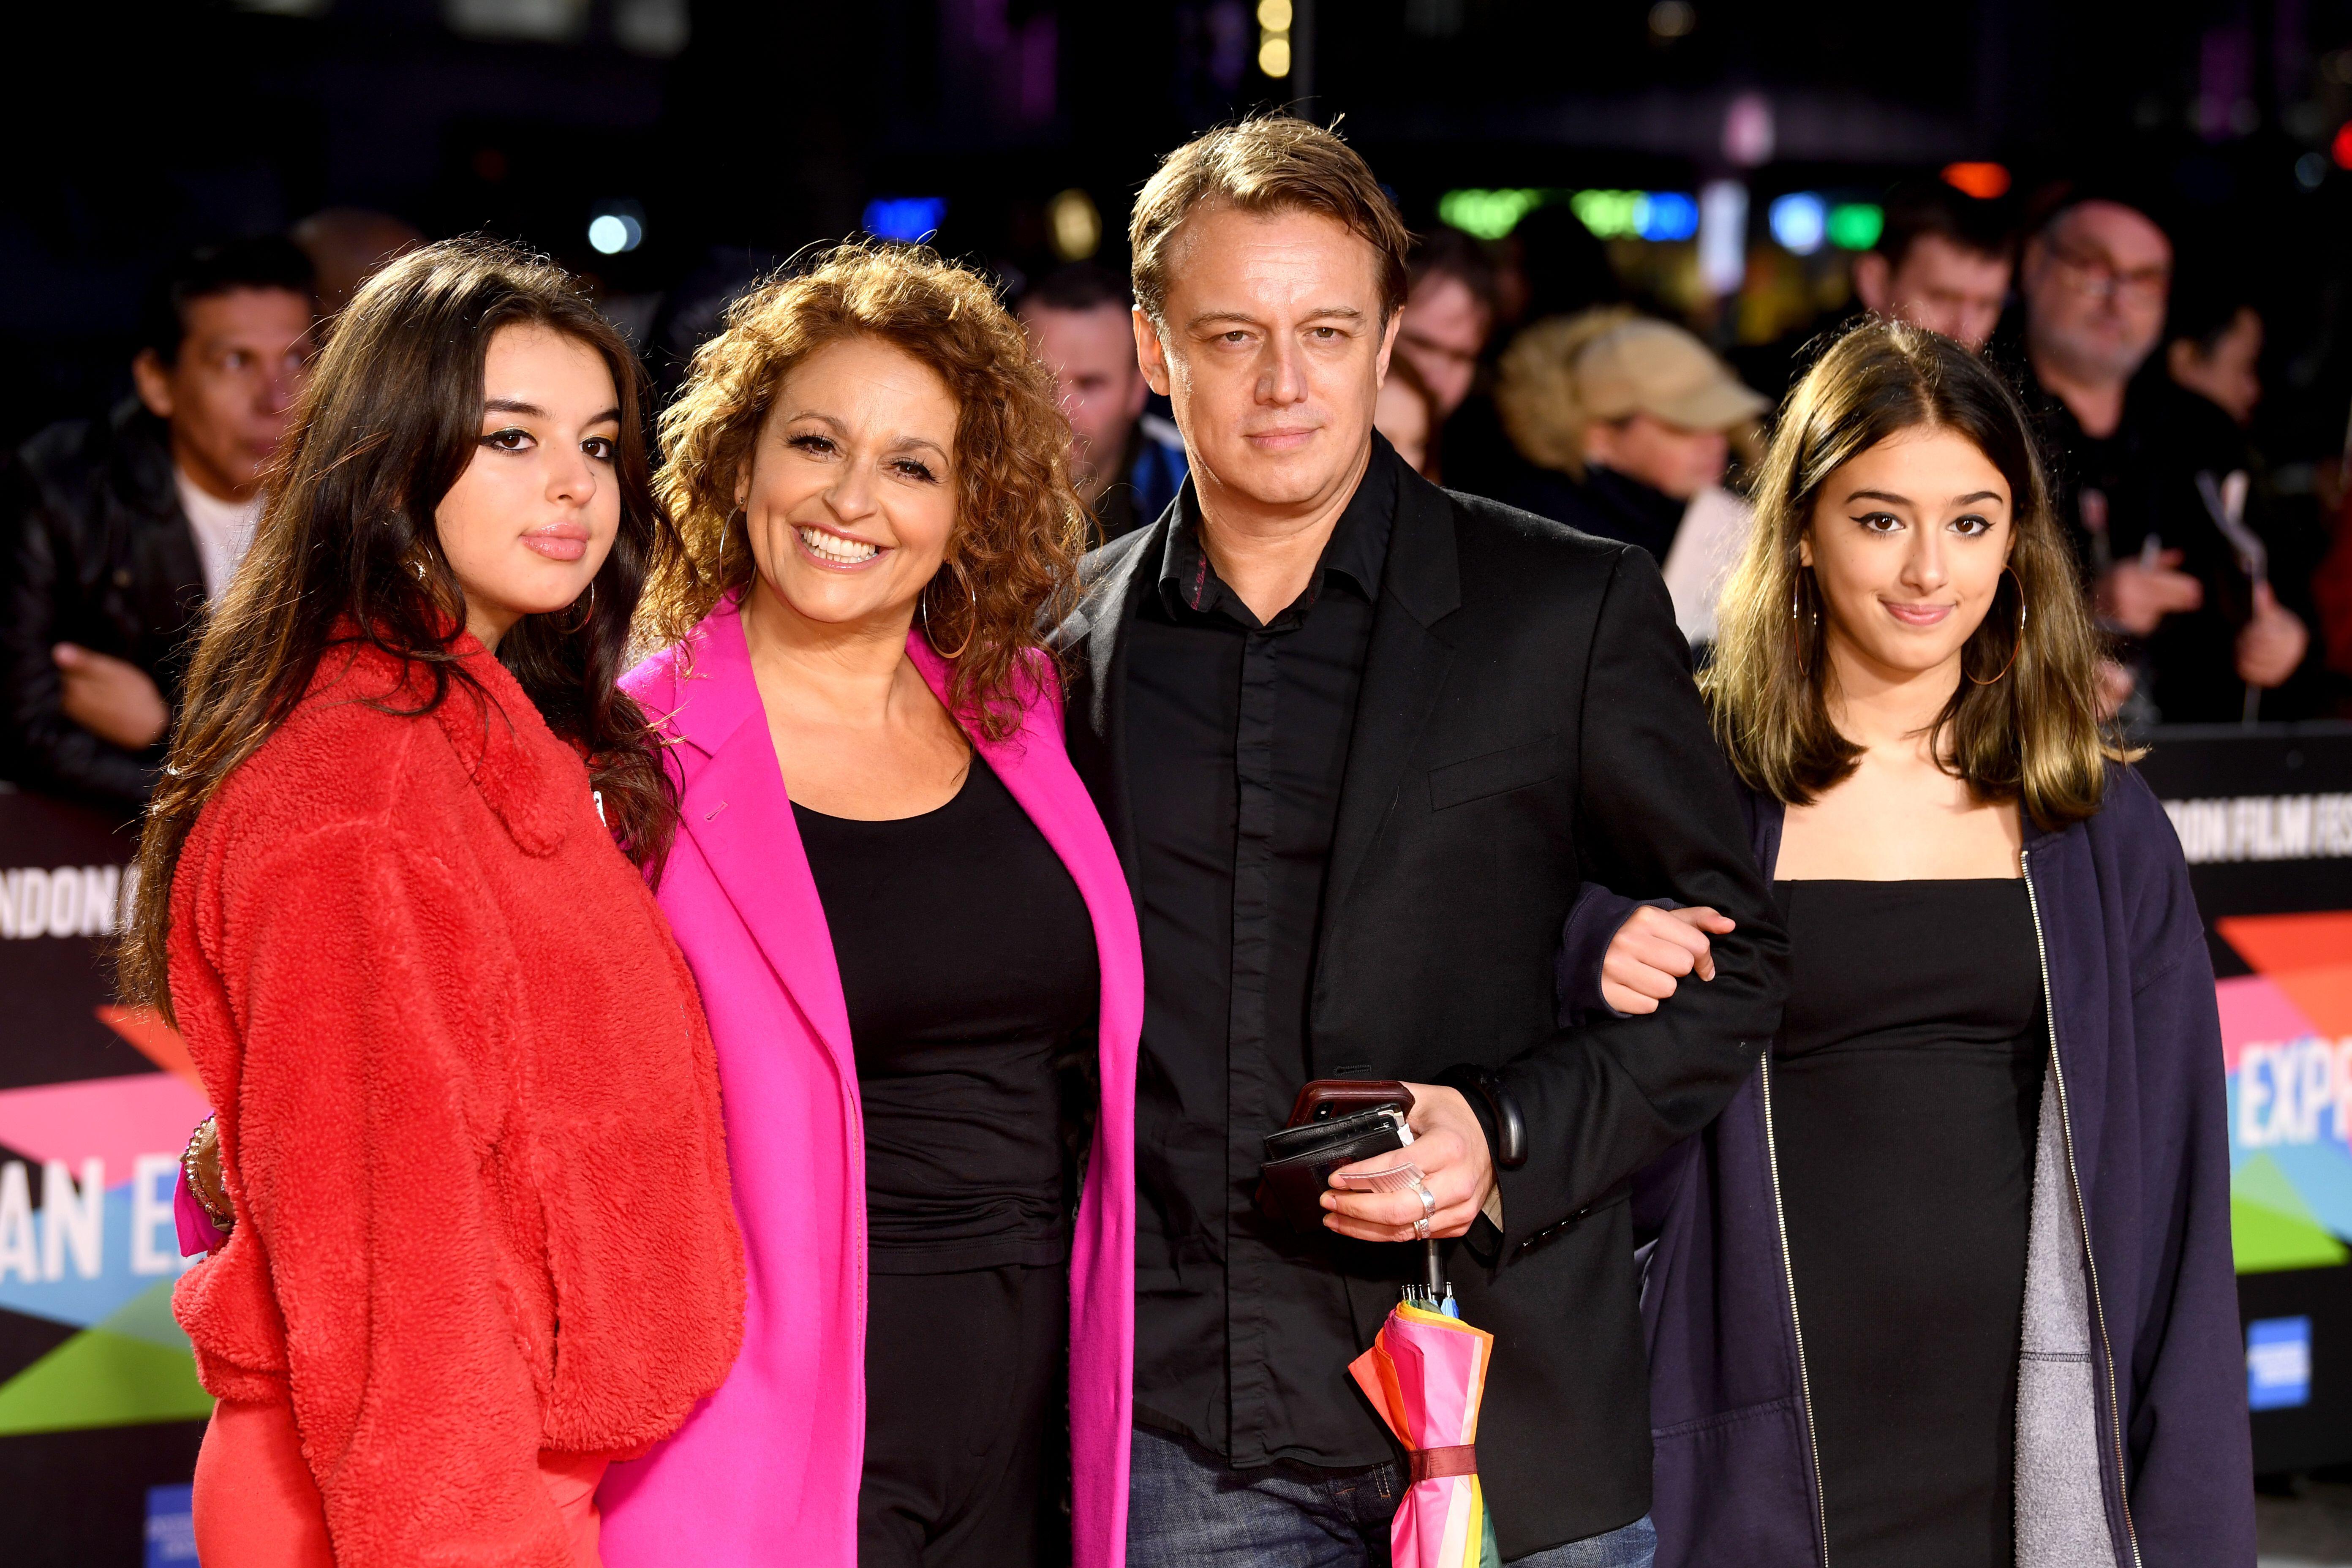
[1650,1396,1819,1568]
[1426,733,1559,812]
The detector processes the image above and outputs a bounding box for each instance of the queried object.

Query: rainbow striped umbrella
[1348,1296,1503,1568]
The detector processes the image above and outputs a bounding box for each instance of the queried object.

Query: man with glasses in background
[2014,188,2311,722]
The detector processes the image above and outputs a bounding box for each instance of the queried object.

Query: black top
[1122,441,1397,1465]
[793,755,1100,1274]
[1770,877,2046,1568]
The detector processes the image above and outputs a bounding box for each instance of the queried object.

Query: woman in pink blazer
[598,244,1140,1568]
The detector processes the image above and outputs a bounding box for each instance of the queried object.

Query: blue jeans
[1127,1426,1657,1568]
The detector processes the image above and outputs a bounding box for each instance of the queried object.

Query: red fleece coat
[169,637,745,1568]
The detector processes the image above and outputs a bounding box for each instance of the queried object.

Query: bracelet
[180,1114,235,1234]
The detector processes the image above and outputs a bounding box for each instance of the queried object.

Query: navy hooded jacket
[1561,763,2253,1567]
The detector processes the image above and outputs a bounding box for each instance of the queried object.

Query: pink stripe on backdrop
[0,1073,211,1181]
[2215,973,2323,1077]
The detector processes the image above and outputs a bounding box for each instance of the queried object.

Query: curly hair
[641,242,1085,740]
[1492,306,1641,479]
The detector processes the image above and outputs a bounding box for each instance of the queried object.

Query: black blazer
[1055,461,1790,1556]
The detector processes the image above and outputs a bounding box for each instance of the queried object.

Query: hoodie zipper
[1758,1050,1829,1566]
[2020,846,2143,1568]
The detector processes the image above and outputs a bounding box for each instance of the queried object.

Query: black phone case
[1257,1108,1408,1234]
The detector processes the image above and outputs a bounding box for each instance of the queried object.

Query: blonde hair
[1128,113,1412,325]
[640,242,1085,741]
[1492,306,1640,479]
[1704,319,2117,830]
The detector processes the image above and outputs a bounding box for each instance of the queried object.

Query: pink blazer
[598,595,1139,1568]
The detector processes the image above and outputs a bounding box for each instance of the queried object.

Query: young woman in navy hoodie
[1568,320,2252,1568]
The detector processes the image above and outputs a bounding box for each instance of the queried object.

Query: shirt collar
[1155,434,1400,628]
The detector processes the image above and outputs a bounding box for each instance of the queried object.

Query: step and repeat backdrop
[0,724,2345,1563]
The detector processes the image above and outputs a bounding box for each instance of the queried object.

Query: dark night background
[6,0,2352,466]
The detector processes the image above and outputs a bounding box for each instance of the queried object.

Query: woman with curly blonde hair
[597,243,1144,1568]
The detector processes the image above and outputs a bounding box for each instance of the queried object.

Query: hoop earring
[922,562,978,661]
[1967,566,2028,686]
[566,579,598,634]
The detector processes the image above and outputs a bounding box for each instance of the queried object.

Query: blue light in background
[145,1485,195,1567]
[863,196,948,242]
[1768,193,1827,256]
[2248,1315,2313,1411]
[1636,191,1699,242]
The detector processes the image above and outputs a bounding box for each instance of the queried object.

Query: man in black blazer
[1059,117,1788,1566]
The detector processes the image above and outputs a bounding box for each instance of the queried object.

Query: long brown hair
[641,241,1084,740]
[1704,318,2114,830]
[121,237,686,1015]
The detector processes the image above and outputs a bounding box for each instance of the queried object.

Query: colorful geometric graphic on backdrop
[2218,912,2352,1273]
[0,1010,212,1434]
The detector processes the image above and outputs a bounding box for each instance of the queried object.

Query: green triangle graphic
[2232,1153,2349,1273]
[94,1278,195,1351]
[2235,1152,2328,1225]
[0,1326,212,1435]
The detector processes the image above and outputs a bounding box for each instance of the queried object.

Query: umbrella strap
[1408,1444,1478,1482]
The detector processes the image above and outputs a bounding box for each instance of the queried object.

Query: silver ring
[1406,1174,1437,1219]
[1413,1216,1433,1239]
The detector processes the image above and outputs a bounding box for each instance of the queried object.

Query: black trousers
[859,1261,1067,1568]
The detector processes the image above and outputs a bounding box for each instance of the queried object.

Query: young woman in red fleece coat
[120,239,746,1568]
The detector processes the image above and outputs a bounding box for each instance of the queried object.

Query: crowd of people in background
[7,166,2352,814]
[1370,175,2352,732]
[9,112,2266,1568]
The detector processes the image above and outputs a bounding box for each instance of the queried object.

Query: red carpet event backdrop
[0,724,2345,1562]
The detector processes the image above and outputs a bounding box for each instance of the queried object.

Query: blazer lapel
[669,602,857,1081]
[1321,469,1464,928]
[1056,523,1163,887]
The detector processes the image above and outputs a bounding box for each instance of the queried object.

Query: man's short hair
[1018,261,1133,317]
[1876,178,2015,275]
[1128,114,1411,324]
[2024,177,2178,254]
[1408,226,1496,317]
[136,236,317,367]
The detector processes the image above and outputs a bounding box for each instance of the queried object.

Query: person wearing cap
[1493,308,1768,643]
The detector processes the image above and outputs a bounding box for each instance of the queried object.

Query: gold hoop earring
[922,563,978,661]
[1967,566,2028,686]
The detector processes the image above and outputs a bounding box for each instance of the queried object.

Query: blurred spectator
[291,207,425,316]
[1374,352,1441,479]
[1017,262,1187,541]
[2012,192,2313,722]
[1851,178,2015,351]
[1395,228,1495,421]
[2164,278,2262,428]
[1493,307,1766,640]
[1446,209,1622,498]
[1,237,314,805]
[1500,204,1622,329]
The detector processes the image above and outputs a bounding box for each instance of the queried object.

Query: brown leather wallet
[1256,1080,1417,1234]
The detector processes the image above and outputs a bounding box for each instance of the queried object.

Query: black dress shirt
[1125,444,1399,1467]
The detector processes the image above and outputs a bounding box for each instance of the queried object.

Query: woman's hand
[1321,1083,1495,1243]
[1601,904,1732,1015]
